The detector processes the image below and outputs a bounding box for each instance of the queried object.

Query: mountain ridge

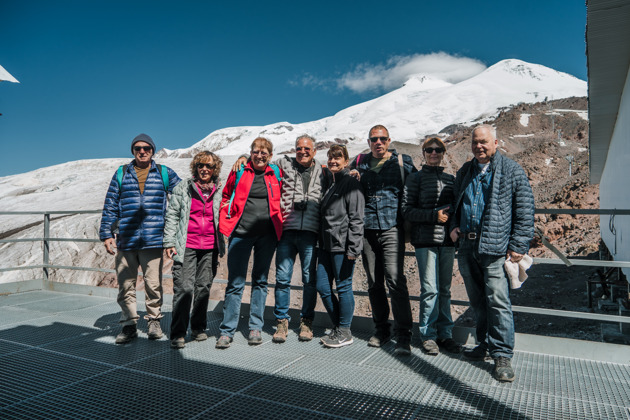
[156,58,586,160]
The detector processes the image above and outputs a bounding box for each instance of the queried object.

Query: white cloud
[293,53,487,94]
[288,72,330,91]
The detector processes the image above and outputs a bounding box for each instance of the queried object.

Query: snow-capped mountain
[157,59,586,160]
[0,59,586,284]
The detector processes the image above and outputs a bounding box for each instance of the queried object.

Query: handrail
[534,208,630,215]
[1,209,629,325]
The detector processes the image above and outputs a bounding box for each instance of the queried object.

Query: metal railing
[1,209,629,325]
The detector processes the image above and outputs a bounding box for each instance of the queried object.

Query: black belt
[459,232,478,240]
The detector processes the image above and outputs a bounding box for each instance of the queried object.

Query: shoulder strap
[117,163,168,192]
[227,164,245,219]
[156,164,169,192]
[268,163,282,182]
[116,165,127,189]
[397,154,406,183]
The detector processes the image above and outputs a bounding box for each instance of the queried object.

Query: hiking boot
[321,327,353,348]
[436,338,462,354]
[170,337,185,349]
[493,357,515,382]
[298,318,314,341]
[191,330,208,342]
[421,339,440,356]
[115,325,137,344]
[215,335,232,349]
[367,330,391,348]
[147,319,163,340]
[394,336,412,356]
[248,330,263,345]
[272,319,289,343]
[463,345,489,361]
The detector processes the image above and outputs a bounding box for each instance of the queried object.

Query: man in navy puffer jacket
[450,125,534,383]
[100,133,181,344]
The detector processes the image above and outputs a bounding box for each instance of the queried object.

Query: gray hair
[295,134,316,147]
[472,124,496,139]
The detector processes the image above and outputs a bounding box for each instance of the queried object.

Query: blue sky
[0,0,587,177]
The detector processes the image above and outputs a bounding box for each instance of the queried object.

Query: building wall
[599,66,630,281]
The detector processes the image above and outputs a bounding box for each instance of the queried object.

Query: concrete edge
[0,278,45,295]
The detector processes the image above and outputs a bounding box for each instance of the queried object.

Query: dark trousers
[170,248,217,339]
[362,226,413,338]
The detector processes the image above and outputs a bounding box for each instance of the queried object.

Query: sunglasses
[296,147,311,152]
[369,136,389,143]
[424,147,445,154]
[133,146,152,152]
[196,163,216,170]
[251,150,269,157]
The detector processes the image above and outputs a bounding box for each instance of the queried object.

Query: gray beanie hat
[131,133,156,154]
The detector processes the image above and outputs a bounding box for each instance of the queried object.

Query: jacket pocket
[326,223,347,251]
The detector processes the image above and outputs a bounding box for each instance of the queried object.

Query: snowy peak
[402,74,452,91]
[482,59,581,83]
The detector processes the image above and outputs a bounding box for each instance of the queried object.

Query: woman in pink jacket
[163,151,225,349]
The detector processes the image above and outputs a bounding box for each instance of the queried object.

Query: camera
[294,201,307,211]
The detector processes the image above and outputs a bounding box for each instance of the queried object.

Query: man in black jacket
[350,125,417,355]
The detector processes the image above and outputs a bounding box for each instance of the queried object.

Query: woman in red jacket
[216,137,283,348]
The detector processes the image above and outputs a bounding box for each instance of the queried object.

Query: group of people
[99,124,534,383]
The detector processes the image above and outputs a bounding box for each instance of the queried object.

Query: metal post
[565,155,574,177]
[43,213,50,283]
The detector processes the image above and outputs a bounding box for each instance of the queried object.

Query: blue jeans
[457,239,514,358]
[274,230,318,321]
[415,246,455,341]
[219,233,278,337]
[316,250,355,329]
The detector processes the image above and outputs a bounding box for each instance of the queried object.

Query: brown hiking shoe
[367,330,391,348]
[147,319,163,340]
[298,318,313,341]
[272,319,289,343]
[493,357,515,382]
[421,339,440,356]
[115,325,137,344]
[191,330,208,341]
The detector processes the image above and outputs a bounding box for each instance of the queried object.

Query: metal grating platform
[0,290,629,419]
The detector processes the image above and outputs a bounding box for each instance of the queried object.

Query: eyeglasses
[296,147,311,152]
[196,163,216,170]
[424,147,445,154]
[251,150,269,157]
[369,136,389,143]
[134,146,152,152]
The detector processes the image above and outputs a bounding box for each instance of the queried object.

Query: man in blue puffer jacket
[100,133,181,344]
[450,125,534,383]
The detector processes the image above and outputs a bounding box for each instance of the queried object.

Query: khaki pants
[116,248,164,326]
